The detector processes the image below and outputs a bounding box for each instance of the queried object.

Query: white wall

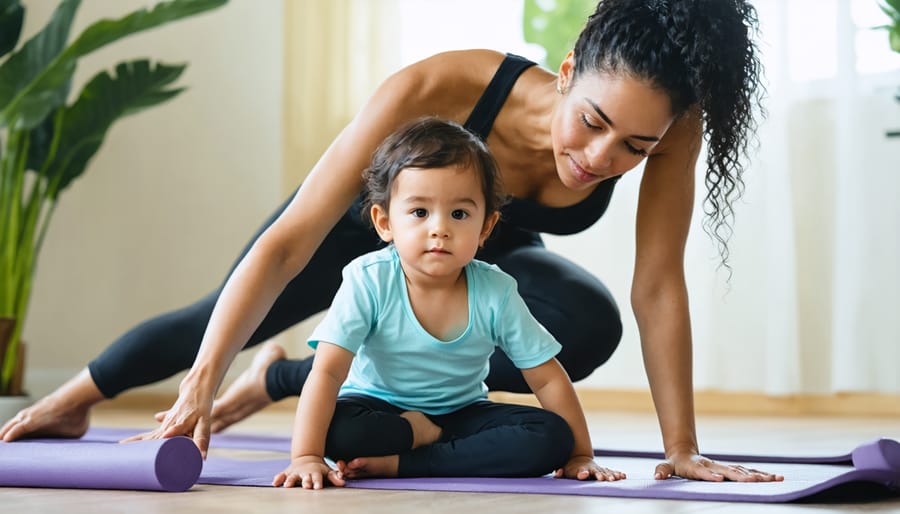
[20,0,284,397]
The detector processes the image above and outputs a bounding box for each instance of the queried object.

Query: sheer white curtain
[283,0,401,190]
[690,0,900,395]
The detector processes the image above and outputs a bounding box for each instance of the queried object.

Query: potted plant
[0,0,227,411]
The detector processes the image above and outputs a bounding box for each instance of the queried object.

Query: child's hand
[553,455,626,481]
[273,455,346,489]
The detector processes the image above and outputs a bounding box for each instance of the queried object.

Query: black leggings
[88,193,623,400]
[326,395,574,478]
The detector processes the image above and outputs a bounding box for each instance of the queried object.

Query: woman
[2,0,778,482]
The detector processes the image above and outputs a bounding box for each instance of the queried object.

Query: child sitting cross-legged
[273,117,624,489]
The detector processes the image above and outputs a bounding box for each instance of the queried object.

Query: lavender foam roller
[0,436,202,492]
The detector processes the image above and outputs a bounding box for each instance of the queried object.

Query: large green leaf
[0,0,78,120]
[0,0,226,131]
[0,0,25,58]
[41,60,186,197]
[25,110,59,172]
[523,0,595,70]
[884,0,900,17]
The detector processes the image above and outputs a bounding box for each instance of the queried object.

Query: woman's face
[552,57,675,191]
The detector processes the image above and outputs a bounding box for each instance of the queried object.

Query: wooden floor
[2,404,899,513]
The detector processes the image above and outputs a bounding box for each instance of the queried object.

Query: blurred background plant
[522,0,596,70]
[877,0,900,53]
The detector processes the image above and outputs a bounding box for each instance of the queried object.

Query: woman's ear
[557,50,575,93]
[371,204,393,242]
[479,211,501,247]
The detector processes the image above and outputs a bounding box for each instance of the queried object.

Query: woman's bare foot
[337,455,400,479]
[400,411,442,448]
[0,368,103,442]
[208,342,286,433]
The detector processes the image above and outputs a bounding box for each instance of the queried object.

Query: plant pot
[0,317,26,396]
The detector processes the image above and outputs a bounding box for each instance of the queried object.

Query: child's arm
[272,342,355,489]
[522,358,626,481]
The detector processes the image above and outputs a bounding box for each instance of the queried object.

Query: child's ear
[371,204,393,242]
[479,211,501,247]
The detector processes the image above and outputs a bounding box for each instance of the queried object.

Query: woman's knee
[500,248,623,379]
[554,284,622,380]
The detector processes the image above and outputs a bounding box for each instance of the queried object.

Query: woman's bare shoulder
[411,49,508,79]
[381,50,509,123]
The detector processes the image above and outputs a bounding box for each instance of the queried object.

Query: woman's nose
[585,137,613,171]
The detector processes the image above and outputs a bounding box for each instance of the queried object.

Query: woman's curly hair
[574,0,764,271]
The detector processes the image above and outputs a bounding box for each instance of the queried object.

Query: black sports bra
[463,53,618,235]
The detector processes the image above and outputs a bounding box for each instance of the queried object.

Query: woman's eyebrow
[584,98,660,142]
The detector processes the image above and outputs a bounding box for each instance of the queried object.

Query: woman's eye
[451,210,468,220]
[579,113,600,129]
[625,142,647,157]
[412,208,427,218]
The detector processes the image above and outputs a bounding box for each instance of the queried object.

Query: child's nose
[430,217,450,238]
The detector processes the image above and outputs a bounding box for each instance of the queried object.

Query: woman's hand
[553,455,626,481]
[655,451,785,482]
[121,379,215,458]
[273,455,346,489]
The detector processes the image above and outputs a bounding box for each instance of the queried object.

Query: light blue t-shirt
[308,245,562,415]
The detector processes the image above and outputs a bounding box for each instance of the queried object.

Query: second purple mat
[79,427,861,463]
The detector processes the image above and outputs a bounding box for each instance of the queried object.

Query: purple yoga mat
[4,428,898,501]
[0,436,201,492]
[81,427,293,453]
[195,438,900,502]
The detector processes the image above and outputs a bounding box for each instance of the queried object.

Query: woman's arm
[632,110,700,474]
[634,112,782,482]
[273,342,354,489]
[522,359,625,481]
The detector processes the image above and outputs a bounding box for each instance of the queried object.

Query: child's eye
[411,208,427,218]
[451,210,468,220]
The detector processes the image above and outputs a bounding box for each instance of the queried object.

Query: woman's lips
[569,157,602,183]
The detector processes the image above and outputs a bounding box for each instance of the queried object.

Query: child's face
[371,165,499,281]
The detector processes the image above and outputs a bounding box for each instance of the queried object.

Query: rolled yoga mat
[0,436,202,492]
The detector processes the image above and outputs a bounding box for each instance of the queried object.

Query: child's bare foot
[400,411,442,448]
[0,369,101,442]
[337,455,400,479]
[209,342,286,433]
